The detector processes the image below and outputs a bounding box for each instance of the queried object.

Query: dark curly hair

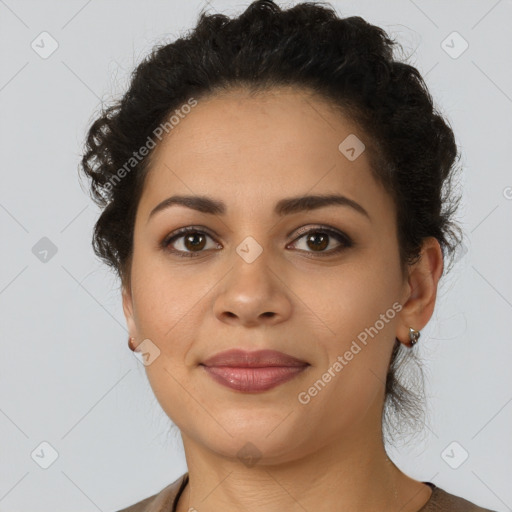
[79,0,463,445]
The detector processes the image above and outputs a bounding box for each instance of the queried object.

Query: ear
[122,282,138,340]
[396,237,444,347]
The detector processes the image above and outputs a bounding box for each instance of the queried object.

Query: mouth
[199,349,310,393]
[200,365,309,392]
[201,348,309,368]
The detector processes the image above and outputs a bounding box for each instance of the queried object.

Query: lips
[200,349,309,368]
[200,349,310,392]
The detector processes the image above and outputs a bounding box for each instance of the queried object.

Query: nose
[212,252,293,328]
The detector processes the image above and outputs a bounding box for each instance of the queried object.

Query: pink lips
[200,349,309,392]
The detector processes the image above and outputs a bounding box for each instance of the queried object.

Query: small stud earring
[409,327,420,346]
[128,337,136,351]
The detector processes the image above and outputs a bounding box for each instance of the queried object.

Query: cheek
[129,257,202,426]
[127,266,199,396]
[295,264,400,423]
[303,260,402,402]
[130,246,198,330]
[304,259,399,335]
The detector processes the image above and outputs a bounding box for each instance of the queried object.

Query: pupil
[185,233,206,251]
[308,233,328,251]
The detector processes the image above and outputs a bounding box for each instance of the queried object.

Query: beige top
[116,473,498,512]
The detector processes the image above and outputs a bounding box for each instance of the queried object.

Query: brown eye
[161,225,353,259]
[288,227,352,256]
[162,228,219,257]
[182,232,207,251]
[305,232,329,251]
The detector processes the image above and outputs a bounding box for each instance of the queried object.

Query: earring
[409,327,420,346]
[128,337,136,351]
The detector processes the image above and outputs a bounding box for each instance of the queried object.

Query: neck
[175,419,431,512]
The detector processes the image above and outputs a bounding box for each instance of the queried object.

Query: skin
[122,86,443,512]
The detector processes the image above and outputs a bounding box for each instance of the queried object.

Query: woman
[80,1,498,511]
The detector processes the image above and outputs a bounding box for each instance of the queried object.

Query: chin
[182,414,307,461]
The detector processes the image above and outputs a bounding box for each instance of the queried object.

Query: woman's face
[123,87,410,463]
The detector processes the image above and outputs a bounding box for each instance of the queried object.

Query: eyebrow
[147,193,371,224]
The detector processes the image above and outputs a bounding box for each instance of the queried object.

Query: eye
[161,227,220,258]
[287,226,353,256]
[161,225,353,258]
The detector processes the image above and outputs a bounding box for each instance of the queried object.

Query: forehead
[138,86,390,219]
[150,86,364,167]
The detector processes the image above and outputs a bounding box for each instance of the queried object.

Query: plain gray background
[0,0,511,511]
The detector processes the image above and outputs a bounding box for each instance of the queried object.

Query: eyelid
[291,224,342,238]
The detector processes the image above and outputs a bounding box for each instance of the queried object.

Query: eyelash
[160,225,353,258]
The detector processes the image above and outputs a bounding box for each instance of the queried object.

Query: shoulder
[115,473,189,512]
[420,483,498,512]
[114,475,499,512]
